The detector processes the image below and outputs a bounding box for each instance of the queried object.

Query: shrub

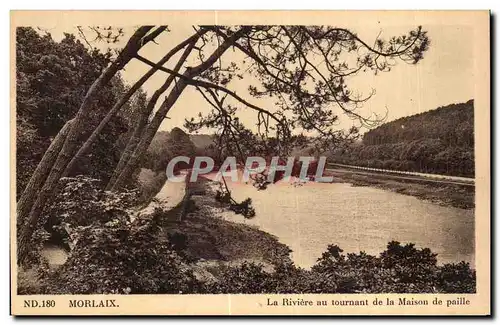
[204,241,476,294]
[204,262,275,293]
[437,261,476,293]
[43,213,201,294]
[310,241,474,293]
[312,245,385,293]
[44,176,140,250]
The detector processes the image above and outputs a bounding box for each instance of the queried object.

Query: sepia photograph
[10,10,490,316]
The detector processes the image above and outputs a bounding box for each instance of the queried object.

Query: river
[215,177,475,269]
[41,173,475,270]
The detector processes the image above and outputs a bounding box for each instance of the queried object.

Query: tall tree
[17,26,167,264]
[105,34,203,189]
[110,25,429,190]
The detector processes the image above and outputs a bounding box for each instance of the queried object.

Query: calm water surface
[217,178,475,269]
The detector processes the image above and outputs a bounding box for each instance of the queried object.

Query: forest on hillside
[329,100,475,177]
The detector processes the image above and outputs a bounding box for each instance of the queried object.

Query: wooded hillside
[330,100,474,177]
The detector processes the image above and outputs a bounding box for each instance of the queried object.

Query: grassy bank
[326,169,474,209]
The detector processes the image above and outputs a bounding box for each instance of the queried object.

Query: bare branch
[134,53,285,128]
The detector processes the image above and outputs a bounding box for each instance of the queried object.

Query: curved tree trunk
[16,119,74,230]
[110,79,189,191]
[63,31,205,178]
[106,37,200,190]
[110,27,251,191]
[17,26,158,265]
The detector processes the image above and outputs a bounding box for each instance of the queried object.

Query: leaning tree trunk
[106,39,199,190]
[17,26,160,265]
[64,31,205,178]
[16,119,74,230]
[110,78,189,191]
[110,27,251,191]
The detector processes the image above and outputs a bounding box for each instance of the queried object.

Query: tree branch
[134,53,285,127]
[141,26,169,45]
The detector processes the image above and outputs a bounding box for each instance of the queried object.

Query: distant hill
[363,100,474,147]
[330,100,474,177]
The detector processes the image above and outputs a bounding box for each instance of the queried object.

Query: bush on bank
[205,242,475,294]
[44,176,139,248]
[42,212,202,294]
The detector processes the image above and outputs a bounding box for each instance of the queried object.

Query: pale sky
[44,20,474,135]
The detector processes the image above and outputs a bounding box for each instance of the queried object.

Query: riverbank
[157,176,475,293]
[325,168,474,209]
[155,177,293,280]
[38,168,474,271]
[22,174,475,294]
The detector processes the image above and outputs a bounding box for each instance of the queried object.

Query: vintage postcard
[10,10,490,316]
